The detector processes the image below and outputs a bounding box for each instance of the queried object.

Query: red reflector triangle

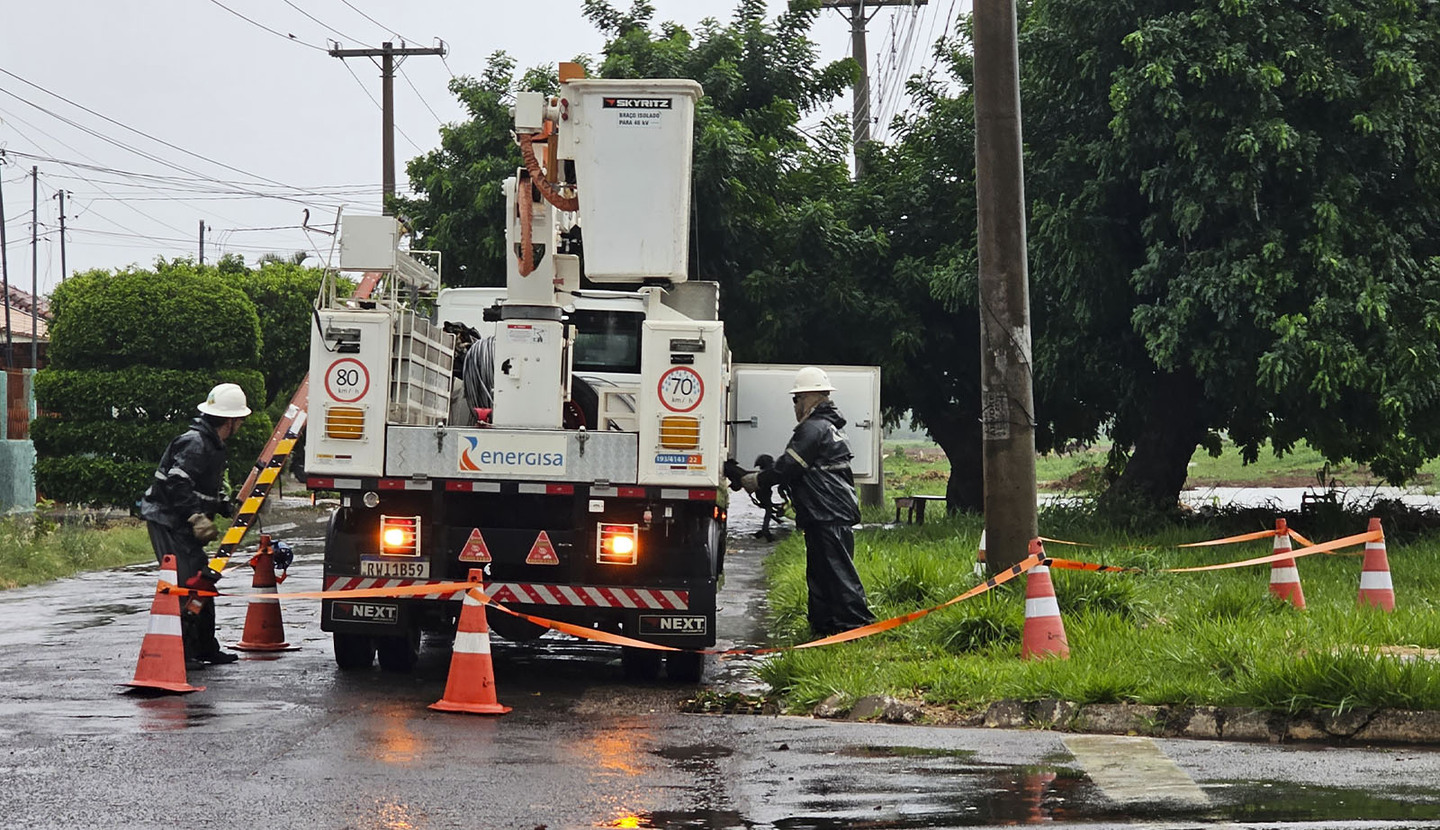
[458,528,492,563]
[525,531,560,565]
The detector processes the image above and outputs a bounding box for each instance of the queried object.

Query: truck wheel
[376,626,421,673]
[665,651,706,684]
[333,632,375,670]
[620,646,662,681]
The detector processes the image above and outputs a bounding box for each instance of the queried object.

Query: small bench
[894,494,947,525]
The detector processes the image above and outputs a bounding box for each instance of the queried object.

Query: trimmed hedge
[34,457,154,508]
[47,266,262,371]
[35,368,266,422]
[34,414,273,507]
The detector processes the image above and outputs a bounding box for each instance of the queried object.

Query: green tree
[1021,0,1440,514]
[35,262,272,505]
[226,259,327,407]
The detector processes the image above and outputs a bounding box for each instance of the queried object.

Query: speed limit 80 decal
[325,358,370,403]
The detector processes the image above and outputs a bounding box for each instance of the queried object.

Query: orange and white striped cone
[123,554,204,694]
[974,529,988,580]
[1268,518,1305,609]
[233,536,297,652]
[1358,517,1395,612]
[430,586,511,715]
[1021,539,1070,660]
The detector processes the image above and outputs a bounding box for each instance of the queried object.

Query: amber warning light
[597,523,639,565]
[380,515,421,556]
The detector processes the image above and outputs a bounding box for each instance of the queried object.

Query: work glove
[216,497,237,519]
[188,513,219,544]
[740,473,759,494]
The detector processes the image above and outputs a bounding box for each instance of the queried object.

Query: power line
[339,59,424,153]
[0,67,366,204]
[337,0,420,45]
[400,67,445,125]
[283,0,370,46]
[204,0,328,51]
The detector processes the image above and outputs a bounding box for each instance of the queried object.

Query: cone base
[429,699,512,715]
[231,641,299,652]
[122,680,204,694]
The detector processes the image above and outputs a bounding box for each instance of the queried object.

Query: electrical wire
[283,0,370,46]
[400,68,445,125]
[339,61,424,152]
[204,0,328,51]
[337,0,420,46]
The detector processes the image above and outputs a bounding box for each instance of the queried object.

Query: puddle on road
[594,753,1440,829]
[53,602,146,632]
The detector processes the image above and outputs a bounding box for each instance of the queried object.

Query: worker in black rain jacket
[138,383,250,665]
[743,366,876,637]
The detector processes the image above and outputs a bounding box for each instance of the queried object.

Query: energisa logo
[602,97,673,109]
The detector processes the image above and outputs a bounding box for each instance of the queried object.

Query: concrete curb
[815,696,1440,745]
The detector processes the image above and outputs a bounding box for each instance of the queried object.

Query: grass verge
[0,516,154,589]
[759,512,1440,715]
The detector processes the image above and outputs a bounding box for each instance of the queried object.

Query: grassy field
[759,511,1440,715]
[883,440,1440,498]
[0,516,154,589]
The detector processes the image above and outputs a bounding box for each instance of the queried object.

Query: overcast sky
[1,0,959,295]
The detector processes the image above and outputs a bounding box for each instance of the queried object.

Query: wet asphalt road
[2,499,1440,829]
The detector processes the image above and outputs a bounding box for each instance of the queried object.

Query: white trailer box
[561,79,701,284]
[730,364,882,484]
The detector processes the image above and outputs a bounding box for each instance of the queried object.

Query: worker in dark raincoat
[744,367,875,637]
[138,383,250,665]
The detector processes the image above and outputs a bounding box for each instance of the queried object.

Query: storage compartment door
[730,364,881,484]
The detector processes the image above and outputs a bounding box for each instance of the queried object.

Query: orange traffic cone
[233,535,297,652]
[430,583,511,715]
[1022,539,1070,660]
[1268,518,1305,609]
[1358,517,1395,611]
[974,529,988,580]
[123,554,204,694]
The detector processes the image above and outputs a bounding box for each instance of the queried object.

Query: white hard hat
[197,383,252,418]
[788,366,836,395]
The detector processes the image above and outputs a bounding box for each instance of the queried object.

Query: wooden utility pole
[54,189,66,281]
[821,0,927,176]
[973,0,1037,571]
[329,41,447,213]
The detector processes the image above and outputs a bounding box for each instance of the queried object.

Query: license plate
[359,558,430,578]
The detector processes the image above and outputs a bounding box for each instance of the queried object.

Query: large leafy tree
[1021,0,1440,514]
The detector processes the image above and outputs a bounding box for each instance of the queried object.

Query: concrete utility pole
[54,190,66,282]
[30,166,37,368]
[0,157,12,367]
[329,41,447,213]
[198,220,206,266]
[821,0,927,176]
[973,0,1037,571]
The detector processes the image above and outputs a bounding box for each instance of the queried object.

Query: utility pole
[0,155,12,368]
[329,40,447,213]
[973,0,1037,571]
[198,220,206,265]
[821,0,927,176]
[30,166,38,369]
[54,189,67,281]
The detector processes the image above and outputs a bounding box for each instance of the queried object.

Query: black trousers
[802,523,875,636]
[147,521,220,658]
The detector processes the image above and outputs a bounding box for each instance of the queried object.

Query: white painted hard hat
[788,366,836,395]
[197,383,252,418]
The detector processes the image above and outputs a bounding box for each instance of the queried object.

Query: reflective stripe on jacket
[138,418,229,529]
[758,401,860,527]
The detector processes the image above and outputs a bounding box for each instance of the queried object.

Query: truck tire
[333,632,375,670]
[620,646,662,681]
[665,651,705,684]
[376,626,421,673]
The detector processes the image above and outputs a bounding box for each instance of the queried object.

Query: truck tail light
[380,515,421,556]
[658,416,700,449]
[597,523,639,565]
[325,405,365,439]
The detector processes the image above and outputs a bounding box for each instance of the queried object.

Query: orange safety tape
[161,555,1047,655]
[1164,529,1379,573]
[1046,558,1142,574]
[1176,528,1277,548]
[1037,536,1094,547]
